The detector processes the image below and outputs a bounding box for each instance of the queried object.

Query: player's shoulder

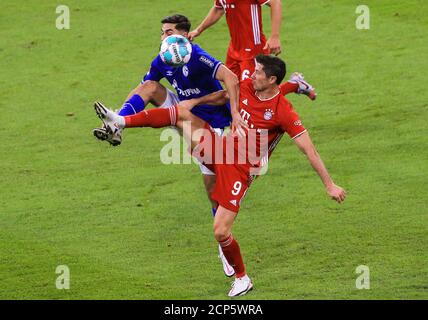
[276,94,300,119]
[239,78,254,91]
[190,43,211,59]
[151,54,164,68]
[189,43,220,68]
[277,94,294,110]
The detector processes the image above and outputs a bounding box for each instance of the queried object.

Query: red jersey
[227,79,306,174]
[214,0,270,60]
[199,79,306,212]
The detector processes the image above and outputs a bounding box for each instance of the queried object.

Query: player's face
[251,63,271,91]
[161,23,188,41]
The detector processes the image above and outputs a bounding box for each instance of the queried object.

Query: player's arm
[264,0,282,55]
[216,65,247,137]
[188,6,224,41]
[293,131,347,203]
[178,90,229,110]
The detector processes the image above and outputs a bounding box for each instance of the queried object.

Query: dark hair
[161,14,191,32]
[255,54,286,84]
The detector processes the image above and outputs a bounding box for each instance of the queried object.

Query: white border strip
[292,129,307,140]
[212,61,222,79]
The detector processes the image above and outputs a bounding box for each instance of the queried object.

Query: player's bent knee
[213,225,230,242]
[138,80,161,97]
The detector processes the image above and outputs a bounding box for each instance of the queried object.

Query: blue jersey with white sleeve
[143,43,232,129]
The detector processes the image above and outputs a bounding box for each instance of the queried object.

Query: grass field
[0,0,427,299]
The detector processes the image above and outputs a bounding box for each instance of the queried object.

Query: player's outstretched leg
[93,101,209,152]
[280,72,317,100]
[93,100,179,135]
[93,81,169,146]
[290,72,317,100]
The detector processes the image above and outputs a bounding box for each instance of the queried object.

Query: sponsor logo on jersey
[182,66,189,77]
[166,71,173,76]
[264,109,274,121]
[172,79,201,97]
[242,99,248,106]
[240,109,251,125]
[230,199,237,206]
[199,56,214,68]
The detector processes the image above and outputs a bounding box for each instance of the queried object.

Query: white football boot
[93,102,125,146]
[289,72,317,100]
[228,274,253,297]
[218,245,235,277]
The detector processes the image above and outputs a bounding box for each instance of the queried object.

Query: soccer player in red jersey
[188,0,317,100]
[93,55,346,297]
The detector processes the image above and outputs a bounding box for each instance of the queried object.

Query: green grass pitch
[0,0,427,299]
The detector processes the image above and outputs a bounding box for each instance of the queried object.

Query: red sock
[124,106,178,128]
[279,81,299,95]
[219,234,246,278]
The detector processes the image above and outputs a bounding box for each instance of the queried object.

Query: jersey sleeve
[278,101,307,139]
[278,82,289,96]
[257,0,271,5]
[191,45,223,79]
[214,0,222,8]
[142,56,164,83]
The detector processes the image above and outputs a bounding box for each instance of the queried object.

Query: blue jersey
[143,44,232,129]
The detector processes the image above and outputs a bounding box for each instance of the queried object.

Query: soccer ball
[159,35,192,67]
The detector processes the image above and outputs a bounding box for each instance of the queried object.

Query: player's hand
[188,29,201,41]
[326,183,347,204]
[231,112,247,138]
[264,36,281,56]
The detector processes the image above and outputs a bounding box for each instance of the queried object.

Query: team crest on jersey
[264,109,274,120]
[182,66,189,77]
[219,0,235,9]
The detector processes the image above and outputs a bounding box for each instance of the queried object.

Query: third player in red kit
[215,0,276,80]
[190,0,281,80]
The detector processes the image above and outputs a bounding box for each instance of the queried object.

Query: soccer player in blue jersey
[93,14,243,277]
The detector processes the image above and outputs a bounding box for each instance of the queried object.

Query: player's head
[161,14,191,41]
[252,55,286,91]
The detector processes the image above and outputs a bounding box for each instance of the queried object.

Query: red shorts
[211,162,252,213]
[196,125,252,213]
[226,56,256,81]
